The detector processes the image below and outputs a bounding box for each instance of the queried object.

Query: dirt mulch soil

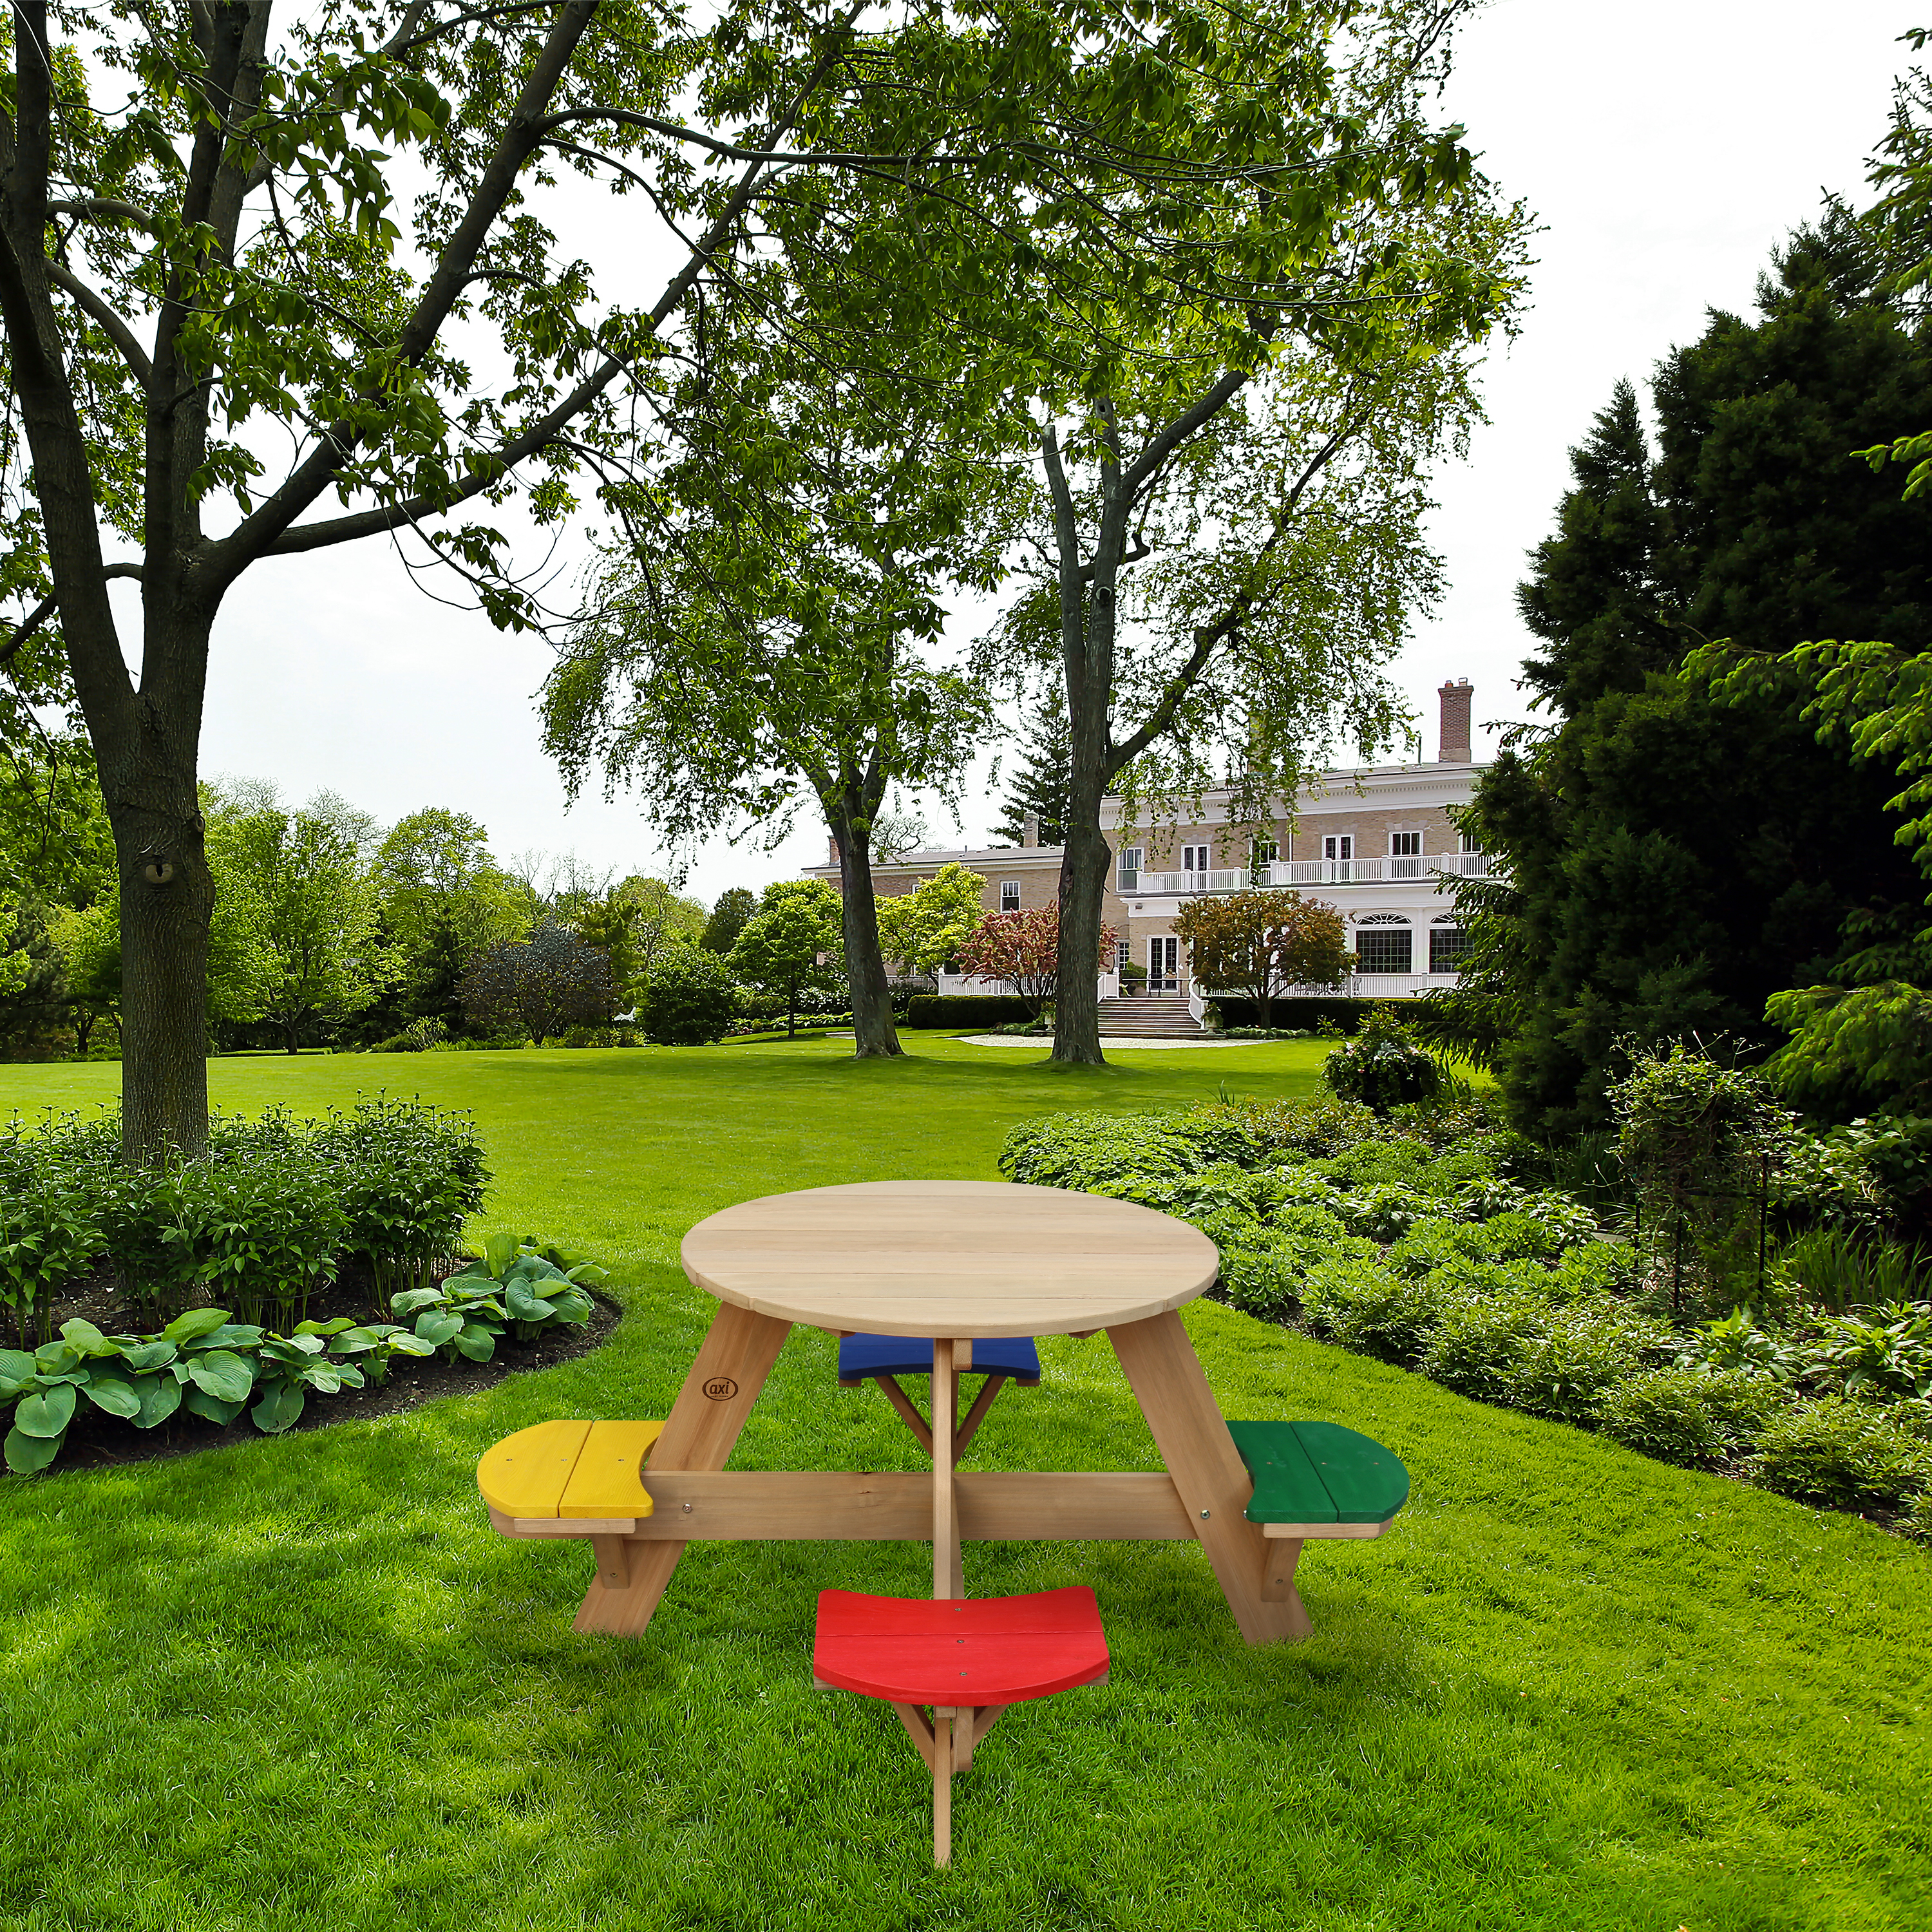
[14,1262,621,1475]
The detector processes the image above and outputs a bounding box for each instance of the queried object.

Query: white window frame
[1117,846,1144,891]
[1323,834,1354,861]
[1115,939,1132,974]
[1181,842,1211,874]
[1459,830,1483,855]
[999,878,1021,913]
[1390,831,1422,857]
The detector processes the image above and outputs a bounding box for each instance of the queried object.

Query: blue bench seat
[837,1335,1042,1387]
[837,1334,1042,1461]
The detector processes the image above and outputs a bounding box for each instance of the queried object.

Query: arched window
[1352,914,1412,976]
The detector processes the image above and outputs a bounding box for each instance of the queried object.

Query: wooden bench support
[494,1469,1200,1543]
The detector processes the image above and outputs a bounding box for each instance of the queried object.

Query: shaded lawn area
[1,1036,1927,1932]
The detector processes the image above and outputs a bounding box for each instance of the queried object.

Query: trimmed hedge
[1206,996,1410,1033]
[905,994,1036,1028]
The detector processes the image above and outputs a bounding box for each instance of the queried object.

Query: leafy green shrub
[560,1024,620,1048]
[1417,1294,1546,1400]
[1800,1304,1932,1401]
[397,1233,600,1361]
[95,1153,348,1329]
[641,946,739,1045]
[1000,1113,1208,1190]
[1302,1262,1450,1362]
[1504,1302,1669,1423]
[1596,1364,1783,1466]
[1748,1397,1932,1509]
[1184,1094,1383,1162]
[1325,1182,1434,1242]
[1,1233,603,1474]
[0,1113,115,1346]
[1321,1005,1441,1113]
[1675,1305,1803,1384]
[0,1307,392,1473]
[310,1099,489,1308]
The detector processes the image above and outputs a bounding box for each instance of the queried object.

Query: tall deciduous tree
[208,790,393,1052]
[459,921,611,1045]
[542,336,1007,1061]
[955,905,1113,1021]
[873,862,987,976]
[701,888,755,957]
[576,875,705,1006]
[956,7,1527,1067]
[726,879,842,1036]
[1,0,1168,1153]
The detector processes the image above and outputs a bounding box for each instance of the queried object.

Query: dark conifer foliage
[994,687,1074,848]
[1453,219,1932,1135]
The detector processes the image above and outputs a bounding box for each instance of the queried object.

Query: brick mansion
[807,681,1492,1008]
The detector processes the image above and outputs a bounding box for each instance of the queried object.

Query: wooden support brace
[932,1340,962,1600]
[571,1302,791,1638]
[591,1535,630,1591]
[1259,1536,1314,1636]
[952,1375,1009,1459]
[500,1470,1198,1544]
[893,1700,938,1770]
[875,1376,934,1455]
[933,1708,954,1866]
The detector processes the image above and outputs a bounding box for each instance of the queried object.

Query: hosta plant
[393,1235,600,1362]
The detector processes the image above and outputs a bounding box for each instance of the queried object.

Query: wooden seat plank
[1226,1419,1337,1526]
[560,1420,664,1519]
[1289,1420,1410,1524]
[477,1419,591,1519]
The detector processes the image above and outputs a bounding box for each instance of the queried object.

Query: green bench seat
[1226,1420,1409,1536]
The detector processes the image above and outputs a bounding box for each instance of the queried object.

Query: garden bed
[27,1260,621,1472]
[1000,1093,1932,1539]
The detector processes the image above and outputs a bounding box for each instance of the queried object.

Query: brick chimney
[1022,811,1040,848]
[829,835,840,866]
[1437,678,1472,764]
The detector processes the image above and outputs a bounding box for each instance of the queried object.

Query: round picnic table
[564,1180,1311,1646]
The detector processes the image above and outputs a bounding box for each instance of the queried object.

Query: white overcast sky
[187,0,1922,907]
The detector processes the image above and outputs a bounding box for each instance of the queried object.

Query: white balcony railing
[1125,867,1247,895]
[1119,853,1493,895]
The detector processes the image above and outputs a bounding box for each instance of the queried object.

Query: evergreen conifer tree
[1443,218,1932,1135]
[994,688,1074,848]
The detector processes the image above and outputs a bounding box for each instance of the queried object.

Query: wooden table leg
[572,1302,791,1636]
[932,1338,963,1600]
[1108,1310,1309,1647]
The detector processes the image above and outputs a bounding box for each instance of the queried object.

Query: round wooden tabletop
[679,1180,1220,1337]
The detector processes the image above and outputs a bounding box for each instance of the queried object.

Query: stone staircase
[1095,995,1206,1039]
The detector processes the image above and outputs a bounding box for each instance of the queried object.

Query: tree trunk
[1044,419,1129,1070]
[112,793,215,1164]
[828,811,904,1059]
[1052,805,1112,1065]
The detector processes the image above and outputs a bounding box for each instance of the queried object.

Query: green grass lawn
[2,1036,1927,1932]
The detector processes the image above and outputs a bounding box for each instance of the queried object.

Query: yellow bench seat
[478,1419,665,1519]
